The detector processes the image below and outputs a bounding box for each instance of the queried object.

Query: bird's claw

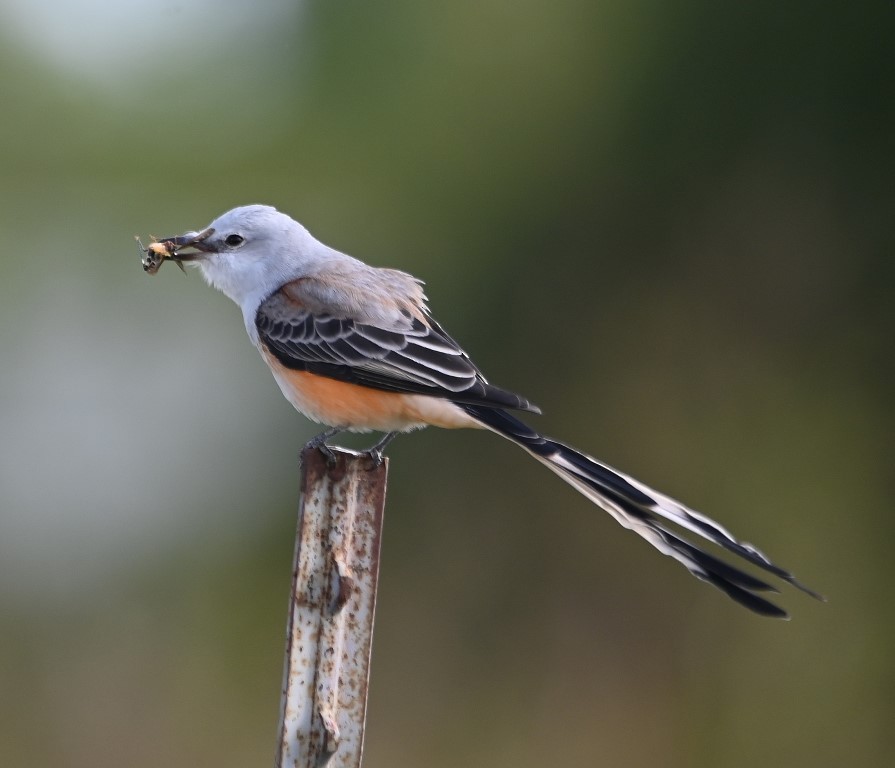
[363,431,397,470]
[366,449,385,469]
[316,442,338,466]
[303,428,343,467]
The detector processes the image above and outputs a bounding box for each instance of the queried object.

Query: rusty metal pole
[275,446,388,768]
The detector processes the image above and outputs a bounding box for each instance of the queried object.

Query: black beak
[158,227,216,261]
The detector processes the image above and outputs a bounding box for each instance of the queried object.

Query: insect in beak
[135,227,215,275]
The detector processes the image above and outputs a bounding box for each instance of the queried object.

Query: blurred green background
[1,1,892,766]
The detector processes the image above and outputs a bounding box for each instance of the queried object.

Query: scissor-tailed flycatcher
[156,204,820,618]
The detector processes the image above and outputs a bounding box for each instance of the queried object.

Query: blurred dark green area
[0,1,892,766]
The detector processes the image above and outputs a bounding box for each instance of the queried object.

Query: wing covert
[255,284,539,412]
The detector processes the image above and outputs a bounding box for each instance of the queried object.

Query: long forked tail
[461,405,822,618]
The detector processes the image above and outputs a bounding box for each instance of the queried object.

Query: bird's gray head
[163,204,318,306]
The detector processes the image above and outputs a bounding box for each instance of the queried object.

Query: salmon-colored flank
[260,349,478,432]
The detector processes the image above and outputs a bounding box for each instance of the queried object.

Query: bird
[154,204,821,618]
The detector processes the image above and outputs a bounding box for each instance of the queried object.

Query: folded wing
[255,280,540,413]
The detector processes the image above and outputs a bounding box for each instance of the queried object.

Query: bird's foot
[365,431,398,469]
[303,427,344,466]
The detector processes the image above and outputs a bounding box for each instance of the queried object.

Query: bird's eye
[225,233,245,247]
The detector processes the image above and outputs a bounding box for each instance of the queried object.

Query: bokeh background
[1,1,892,766]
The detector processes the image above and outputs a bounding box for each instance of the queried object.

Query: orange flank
[260,349,480,433]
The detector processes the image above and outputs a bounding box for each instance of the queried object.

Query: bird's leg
[304,427,344,465]
[366,431,399,468]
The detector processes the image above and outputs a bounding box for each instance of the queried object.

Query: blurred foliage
[0,1,892,767]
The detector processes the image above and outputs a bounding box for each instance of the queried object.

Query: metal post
[275,446,388,768]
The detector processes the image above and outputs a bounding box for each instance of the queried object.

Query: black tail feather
[461,404,822,618]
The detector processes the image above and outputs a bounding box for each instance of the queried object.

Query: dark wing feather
[255,286,540,413]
